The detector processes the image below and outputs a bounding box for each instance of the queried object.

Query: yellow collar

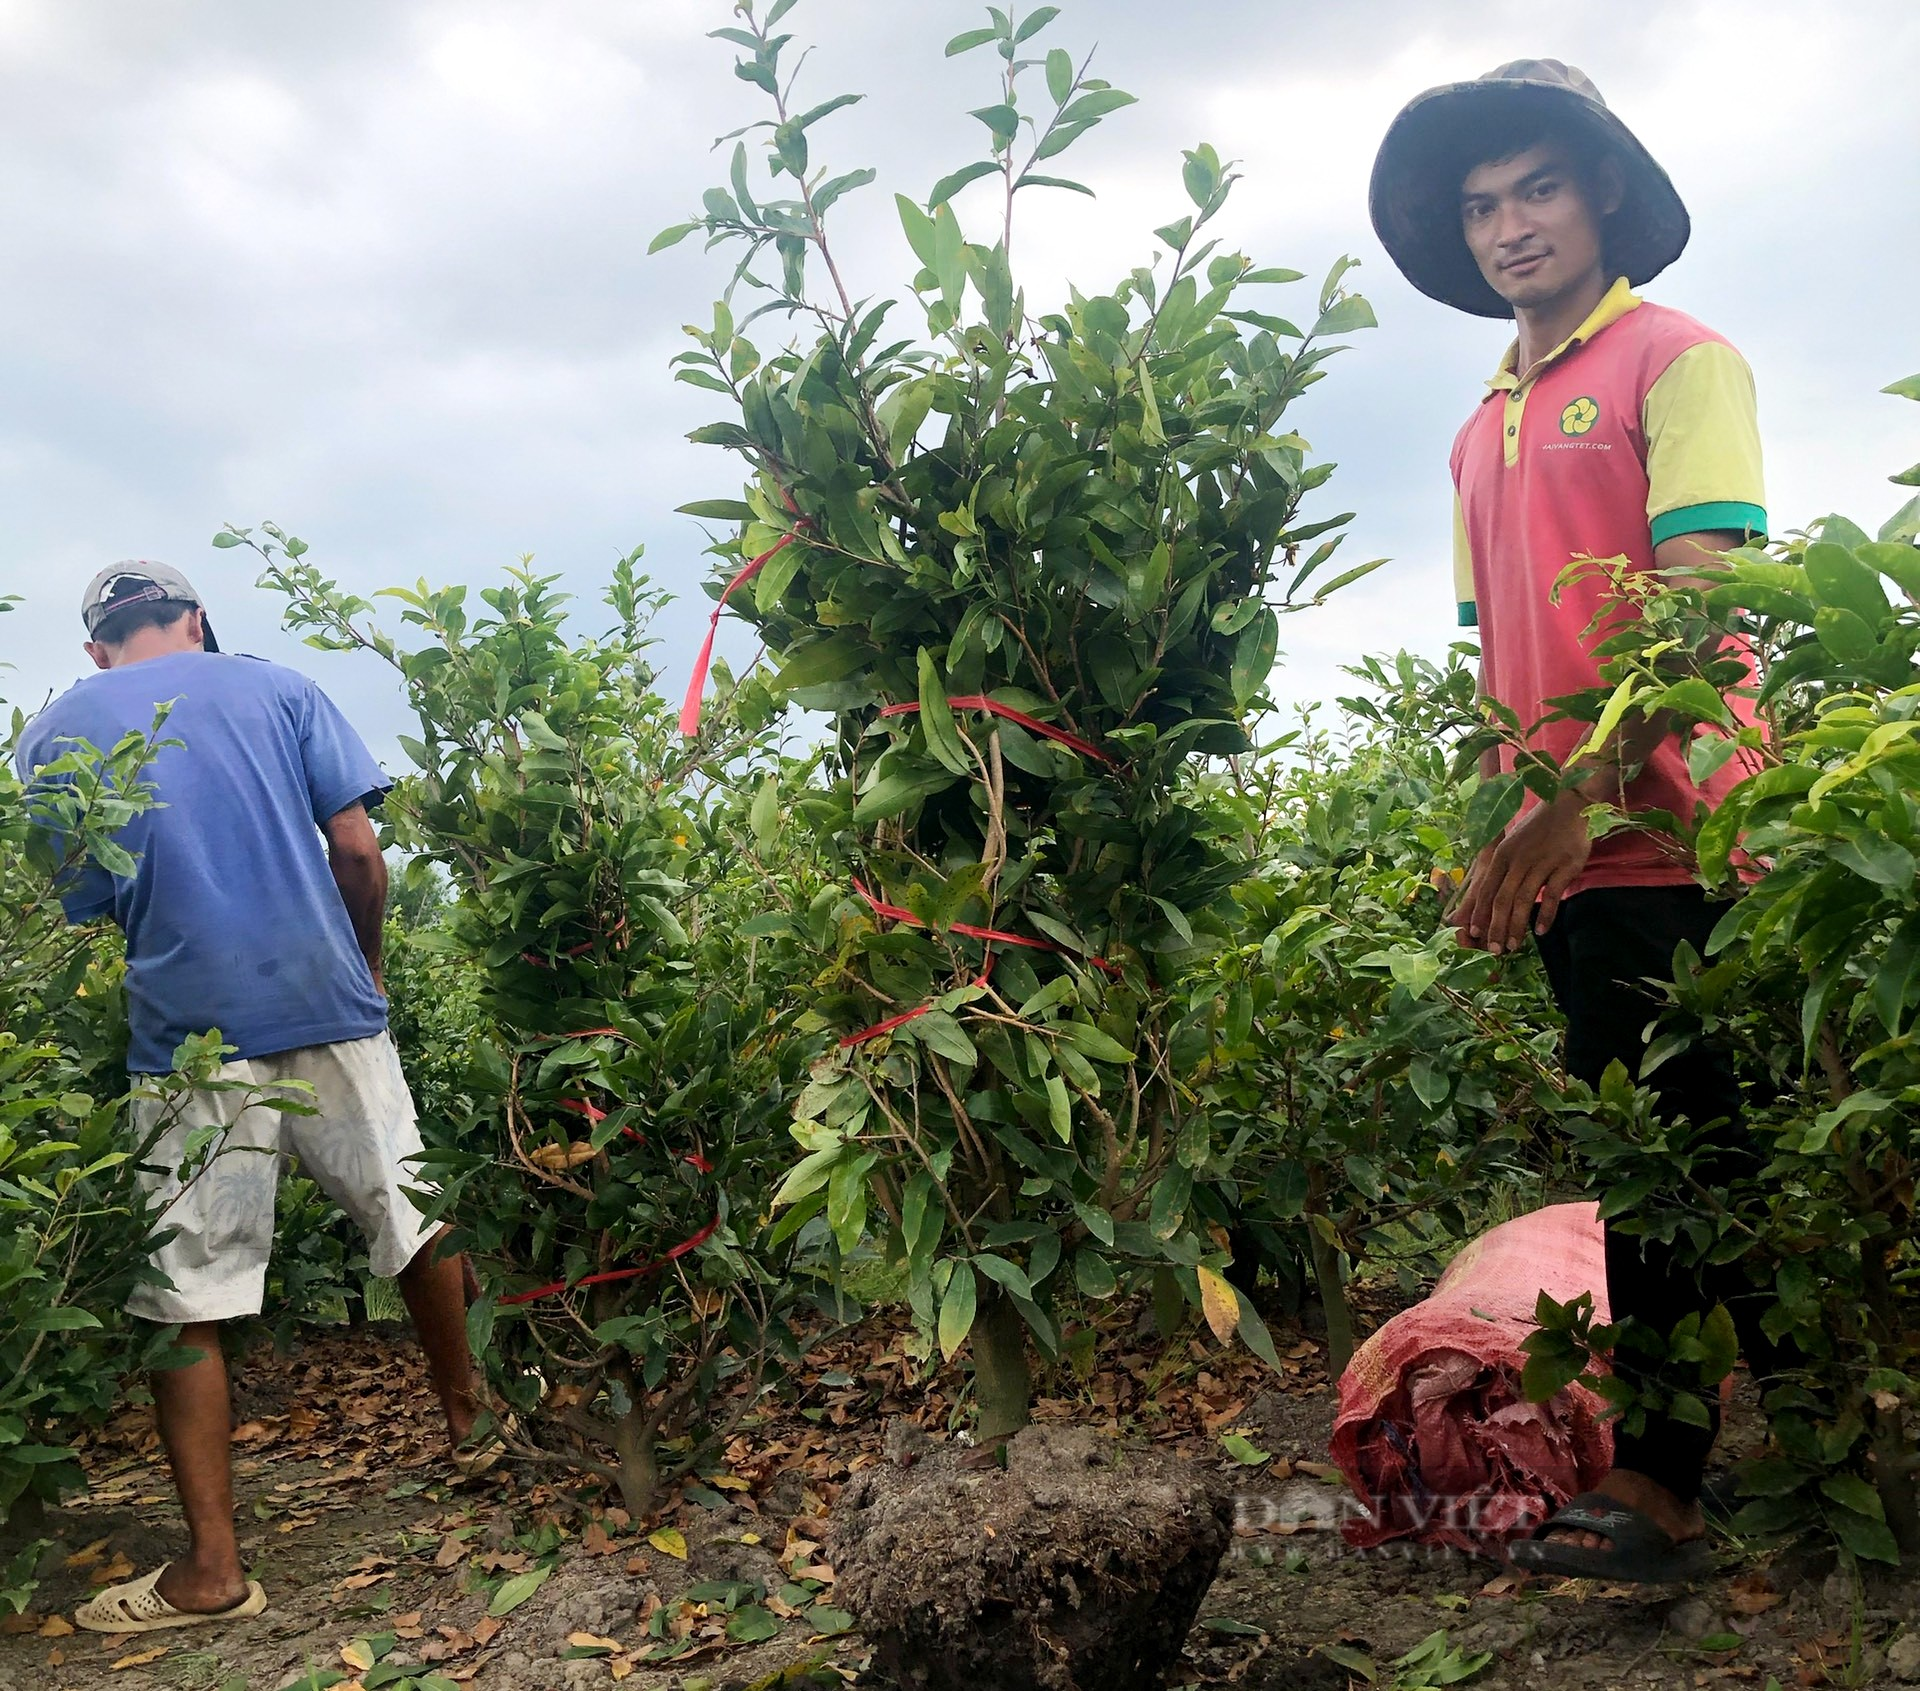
[1485,276,1641,394]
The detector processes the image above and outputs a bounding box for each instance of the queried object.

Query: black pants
[1535,885,1780,1502]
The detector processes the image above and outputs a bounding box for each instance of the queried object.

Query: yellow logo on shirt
[1560,395,1600,436]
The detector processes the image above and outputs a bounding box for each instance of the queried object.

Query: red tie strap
[876,696,1115,765]
[498,1214,721,1307]
[679,499,809,739]
[839,880,1121,1047]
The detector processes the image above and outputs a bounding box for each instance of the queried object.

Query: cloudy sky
[2,0,1914,759]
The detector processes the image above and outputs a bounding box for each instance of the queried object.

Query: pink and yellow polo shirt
[1451,278,1766,893]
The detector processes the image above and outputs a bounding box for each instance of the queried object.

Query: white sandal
[74,1563,268,1634]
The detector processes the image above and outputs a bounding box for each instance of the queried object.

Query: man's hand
[1450,793,1593,955]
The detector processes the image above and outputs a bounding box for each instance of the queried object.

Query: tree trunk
[971,1287,1032,1442]
[1306,1221,1356,1377]
[609,1374,661,1519]
[1869,1403,1920,1558]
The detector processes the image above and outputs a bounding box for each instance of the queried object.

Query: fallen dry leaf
[62,1538,110,1572]
[0,1615,41,1636]
[90,1552,136,1587]
[610,1661,634,1682]
[111,1645,168,1670]
[472,1615,502,1646]
[647,1527,688,1561]
[341,1639,376,1671]
[434,1533,470,1569]
[581,1521,616,1556]
[567,1632,622,1653]
[1727,1574,1784,1616]
[36,1615,75,1638]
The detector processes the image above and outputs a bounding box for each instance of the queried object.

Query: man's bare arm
[323,802,387,989]
[1453,531,1743,954]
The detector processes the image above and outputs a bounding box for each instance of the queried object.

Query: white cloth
[128,1031,438,1323]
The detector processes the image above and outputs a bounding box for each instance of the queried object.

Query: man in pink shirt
[1372,61,1775,1581]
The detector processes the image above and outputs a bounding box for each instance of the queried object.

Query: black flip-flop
[1508,1491,1713,1584]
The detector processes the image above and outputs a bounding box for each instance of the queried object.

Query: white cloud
[1,0,1913,755]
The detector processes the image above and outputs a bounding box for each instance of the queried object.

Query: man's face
[1460,142,1618,312]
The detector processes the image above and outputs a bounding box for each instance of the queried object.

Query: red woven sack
[1329,1202,1614,1552]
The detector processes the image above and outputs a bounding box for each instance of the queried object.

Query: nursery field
[4,3,1920,1689]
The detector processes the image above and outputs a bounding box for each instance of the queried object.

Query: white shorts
[128,1031,440,1324]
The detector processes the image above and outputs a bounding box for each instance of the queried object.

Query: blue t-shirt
[18,651,392,1073]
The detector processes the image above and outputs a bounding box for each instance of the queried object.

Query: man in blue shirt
[19,564,486,1634]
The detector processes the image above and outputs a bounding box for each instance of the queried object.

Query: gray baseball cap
[81,561,220,652]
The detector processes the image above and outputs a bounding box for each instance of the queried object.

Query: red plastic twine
[878,696,1115,766]
[499,1031,719,1306]
[498,1215,721,1307]
[839,879,1119,1048]
[678,504,808,739]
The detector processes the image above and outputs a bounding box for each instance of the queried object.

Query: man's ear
[85,640,112,672]
[1594,155,1626,219]
[188,608,208,648]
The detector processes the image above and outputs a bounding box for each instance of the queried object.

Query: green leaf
[1014,173,1093,197]
[970,104,1020,148]
[727,1603,781,1643]
[1059,1023,1134,1064]
[1073,1247,1117,1298]
[1013,6,1061,42]
[917,648,973,775]
[488,1564,552,1617]
[1060,89,1136,124]
[772,1146,844,1209]
[944,26,999,55]
[1045,46,1073,104]
[1820,1471,1884,1521]
[827,1153,869,1256]
[1044,1072,1072,1142]
[1221,1433,1271,1466]
[676,498,755,522]
[896,193,937,266]
[772,633,868,694]
[1882,372,1920,401]
[1312,294,1376,337]
[929,160,1000,208]
[1874,913,1920,1034]
[649,222,701,254]
[1829,1505,1900,1564]
[938,1261,978,1359]
[1804,539,1889,622]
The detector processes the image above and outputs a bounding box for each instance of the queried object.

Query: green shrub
[1191,650,1561,1368]
[660,0,1383,1434]
[236,535,825,1514]
[0,668,180,1527]
[1513,375,1920,1561]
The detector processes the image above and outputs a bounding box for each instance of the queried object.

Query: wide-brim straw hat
[1369,59,1690,319]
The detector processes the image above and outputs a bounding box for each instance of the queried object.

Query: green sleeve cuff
[1456,601,1478,628]
[1650,501,1767,546]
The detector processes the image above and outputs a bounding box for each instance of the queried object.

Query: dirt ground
[1,1315,1914,1691]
